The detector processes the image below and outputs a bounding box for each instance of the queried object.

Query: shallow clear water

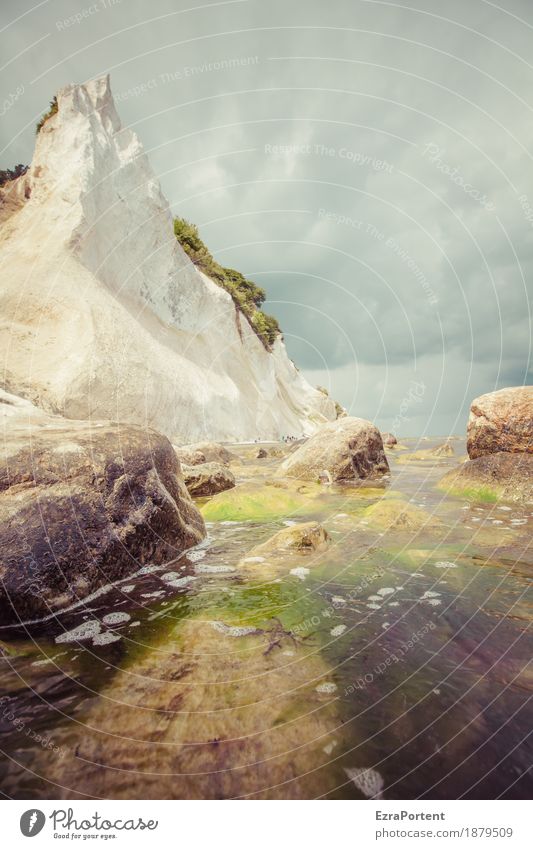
[0,438,531,799]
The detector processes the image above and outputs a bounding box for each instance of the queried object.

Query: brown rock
[439,452,533,503]
[176,441,236,466]
[0,391,205,624]
[244,521,330,558]
[277,417,389,482]
[467,387,533,459]
[431,440,454,457]
[256,448,268,459]
[182,462,235,497]
[382,432,397,446]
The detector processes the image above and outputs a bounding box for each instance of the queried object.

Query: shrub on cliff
[0,163,28,187]
[36,96,58,134]
[174,216,281,349]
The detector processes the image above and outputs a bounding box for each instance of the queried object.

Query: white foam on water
[388,602,400,607]
[243,556,266,563]
[55,620,101,644]
[315,681,337,694]
[210,621,256,637]
[368,595,381,601]
[130,621,141,628]
[92,631,121,646]
[435,561,457,568]
[331,596,346,605]
[165,577,195,589]
[330,624,347,637]
[377,587,395,596]
[366,603,381,610]
[422,590,440,599]
[102,612,130,626]
[425,598,442,606]
[187,549,207,562]
[121,584,136,593]
[323,740,338,755]
[344,766,384,799]
[290,567,310,581]
[195,564,235,574]
[140,591,165,599]
[161,571,181,582]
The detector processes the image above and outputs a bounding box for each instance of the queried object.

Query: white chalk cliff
[0,75,335,442]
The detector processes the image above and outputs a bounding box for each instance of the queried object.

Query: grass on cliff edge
[36,96,58,134]
[173,216,281,349]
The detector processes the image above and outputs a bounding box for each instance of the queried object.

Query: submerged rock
[364,498,444,534]
[0,391,205,624]
[467,387,533,459]
[244,522,330,558]
[201,479,320,522]
[431,440,455,457]
[438,451,533,503]
[182,462,235,497]
[277,417,389,482]
[34,615,348,799]
[397,441,454,462]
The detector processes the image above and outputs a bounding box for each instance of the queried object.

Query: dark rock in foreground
[277,417,389,482]
[438,451,533,503]
[0,392,205,624]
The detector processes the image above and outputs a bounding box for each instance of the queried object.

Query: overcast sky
[1,0,532,435]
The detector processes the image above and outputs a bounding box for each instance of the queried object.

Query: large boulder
[182,462,235,497]
[439,452,533,503]
[0,391,205,624]
[277,417,389,482]
[467,387,533,459]
[176,441,236,466]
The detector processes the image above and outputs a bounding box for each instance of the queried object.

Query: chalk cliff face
[0,75,335,442]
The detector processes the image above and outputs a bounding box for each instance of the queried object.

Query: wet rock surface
[0,392,205,624]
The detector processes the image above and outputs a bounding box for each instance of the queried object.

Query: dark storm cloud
[1,0,531,434]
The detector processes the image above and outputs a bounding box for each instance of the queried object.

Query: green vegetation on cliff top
[173,217,281,349]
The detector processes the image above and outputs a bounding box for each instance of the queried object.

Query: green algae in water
[439,484,499,503]
[201,482,319,522]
